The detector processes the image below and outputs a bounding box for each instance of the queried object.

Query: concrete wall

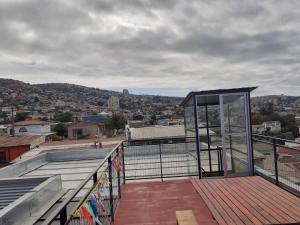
[12,124,51,135]
[68,124,101,139]
[0,145,30,163]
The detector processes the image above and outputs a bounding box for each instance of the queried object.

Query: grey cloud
[0,0,299,96]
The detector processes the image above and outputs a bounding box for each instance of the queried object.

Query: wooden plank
[226,178,286,224]
[192,177,300,225]
[253,176,300,205]
[214,178,272,225]
[224,179,280,224]
[212,180,277,224]
[176,210,198,225]
[239,177,300,222]
[201,180,250,225]
[242,178,300,219]
[191,179,227,225]
[196,179,239,225]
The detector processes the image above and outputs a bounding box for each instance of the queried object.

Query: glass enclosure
[182,88,255,178]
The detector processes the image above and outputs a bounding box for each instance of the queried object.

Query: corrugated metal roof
[0,181,41,210]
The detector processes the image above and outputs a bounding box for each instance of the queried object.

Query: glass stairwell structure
[181,87,256,178]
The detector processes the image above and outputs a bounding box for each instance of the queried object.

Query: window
[73,129,83,137]
[0,152,6,162]
[19,127,28,133]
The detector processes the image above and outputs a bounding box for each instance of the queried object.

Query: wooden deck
[191,176,300,225]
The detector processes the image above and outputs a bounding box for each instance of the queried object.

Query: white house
[7,120,52,136]
[252,124,266,134]
[262,121,281,133]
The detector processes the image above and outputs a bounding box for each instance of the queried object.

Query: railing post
[159,141,163,181]
[60,207,67,225]
[93,172,97,184]
[116,147,121,198]
[108,156,114,221]
[217,147,221,175]
[121,142,126,184]
[273,138,279,185]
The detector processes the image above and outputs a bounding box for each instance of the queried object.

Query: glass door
[220,93,251,177]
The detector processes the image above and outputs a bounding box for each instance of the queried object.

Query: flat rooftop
[113,177,300,225]
[0,148,111,225]
[113,179,218,225]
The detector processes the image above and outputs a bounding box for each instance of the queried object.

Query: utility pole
[11,106,15,137]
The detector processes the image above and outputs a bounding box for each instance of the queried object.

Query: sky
[0,0,300,97]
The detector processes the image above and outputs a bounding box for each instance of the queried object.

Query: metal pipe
[116,147,121,198]
[159,142,163,182]
[273,138,279,185]
[193,95,202,179]
[121,142,126,184]
[205,103,212,173]
[59,207,67,225]
[108,156,114,221]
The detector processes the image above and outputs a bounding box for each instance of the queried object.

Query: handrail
[253,134,300,145]
[252,134,300,195]
[41,141,123,225]
[253,137,300,152]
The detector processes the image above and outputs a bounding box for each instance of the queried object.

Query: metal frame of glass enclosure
[182,87,257,179]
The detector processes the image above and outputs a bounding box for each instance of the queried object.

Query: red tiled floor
[113,179,219,225]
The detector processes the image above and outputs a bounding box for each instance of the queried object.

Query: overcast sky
[0,0,299,96]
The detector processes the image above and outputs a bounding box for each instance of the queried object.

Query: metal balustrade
[253,134,300,197]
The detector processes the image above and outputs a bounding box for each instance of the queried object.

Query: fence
[41,143,124,225]
[123,139,223,181]
[252,134,300,196]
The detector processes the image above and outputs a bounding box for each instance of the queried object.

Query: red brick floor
[113,179,219,225]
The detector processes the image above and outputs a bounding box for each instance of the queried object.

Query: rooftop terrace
[1,87,299,225]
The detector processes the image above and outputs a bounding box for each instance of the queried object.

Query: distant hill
[0,78,299,114]
[0,78,183,111]
[251,95,300,112]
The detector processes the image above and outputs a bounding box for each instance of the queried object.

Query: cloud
[0,0,299,96]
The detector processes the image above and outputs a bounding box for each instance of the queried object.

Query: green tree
[150,114,157,125]
[52,123,68,137]
[105,114,126,130]
[15,112,28,122]
[53,112,73,122]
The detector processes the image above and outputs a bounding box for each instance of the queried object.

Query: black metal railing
[41,142,125,225]
[123,140,223,181]
[252,134,300,196]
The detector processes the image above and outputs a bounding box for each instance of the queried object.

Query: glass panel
[222,94,249,176]
[183,97,198,177]
[223,95,246,133]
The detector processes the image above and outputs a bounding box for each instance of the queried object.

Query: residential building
[157,118,184,126]
[0,135,45,167]
[127,120,144,128]
[107,96,120,110]
[7,119,53,136]
[123,89,129,97]
[67,121,105,139]
[263,121,281,133]
[252,124,266,134]
[81,114,110,123]
[0,125,7,136]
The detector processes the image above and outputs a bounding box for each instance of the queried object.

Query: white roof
[128,125,215,140]
[129,125,184,140]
